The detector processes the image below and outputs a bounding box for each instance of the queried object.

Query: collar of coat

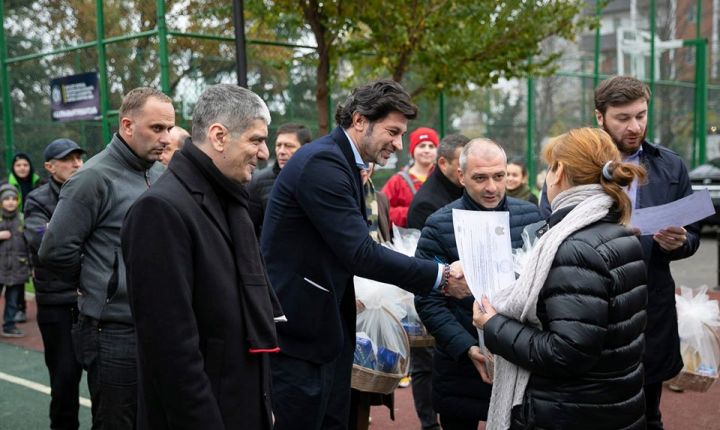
[167,143,245,245]
[461,190,508,212]
[112,133,158,172]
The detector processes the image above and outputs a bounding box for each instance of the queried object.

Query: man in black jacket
[405,133,468,430]
[540,76,699,429]
[123,84,281,429]
[415,138,543,429]
[247,123,311,236]
[24,138,85,429]
[407,133,468,230]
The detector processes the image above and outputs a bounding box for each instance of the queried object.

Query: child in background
[0,184,30,338]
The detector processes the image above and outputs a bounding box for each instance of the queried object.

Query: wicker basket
[408,334,435,348]
[666,324,720,392]
[352,307,410,394]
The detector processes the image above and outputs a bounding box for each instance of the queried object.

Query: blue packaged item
[354,336,376,369]
[402,320,423,336]
[376,346,400,373]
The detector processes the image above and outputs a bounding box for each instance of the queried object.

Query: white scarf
[486,184,613,430]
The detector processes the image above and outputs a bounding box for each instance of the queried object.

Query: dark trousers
[2,283,23,331]
[38,303,83,430]
[72,315,137,430]
[439,415,481,430]
[17,284,26,311]
[411,346,439,430]
[644,382,664,430]
[271,334,354,430]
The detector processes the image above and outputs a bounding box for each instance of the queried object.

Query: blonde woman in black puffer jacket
[473,128,649,430]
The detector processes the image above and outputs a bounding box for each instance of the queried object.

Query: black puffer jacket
[414,192,543,421]
[484,207,648,430]
[247,161,280,237]
[0,209,30,285]
[24,180,77,305]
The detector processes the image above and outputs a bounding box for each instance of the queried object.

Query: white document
[630,189,715,235]
[452,209,515,302]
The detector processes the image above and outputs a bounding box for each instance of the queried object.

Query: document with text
[630,189,714,235]
[452,209,515,302]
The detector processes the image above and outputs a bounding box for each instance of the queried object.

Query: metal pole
[0,0,14,170]
[697,0,706,165]
[96,0,111,143]
[156,0,170,94]
[648,0,656,142]
[698,39,708,165]
[527,75,535,186]
[593,0,601,90]
[232,0,247,87]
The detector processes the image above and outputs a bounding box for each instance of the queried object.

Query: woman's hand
[472,296,497,329]
[467,345,494,384]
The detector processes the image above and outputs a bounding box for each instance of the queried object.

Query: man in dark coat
[405,133,468,430]
[247,123,312,237]
[540,76,699,429]
[122,84,282,430]
[407,133,468,230]
[415,139,543,429]
[261,79,469,430]
[24,138,85,429]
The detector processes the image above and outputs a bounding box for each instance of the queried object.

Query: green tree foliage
[349,1,594,94]
[255,0,596,133]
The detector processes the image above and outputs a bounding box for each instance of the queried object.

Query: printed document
[630,189,714,235]
[452,209,515,301]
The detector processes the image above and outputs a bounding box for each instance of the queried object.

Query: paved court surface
[1,233,719,429]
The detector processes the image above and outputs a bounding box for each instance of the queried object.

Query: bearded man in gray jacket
[39,87,173,429]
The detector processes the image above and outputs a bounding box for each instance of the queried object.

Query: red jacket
[382,167,430,227]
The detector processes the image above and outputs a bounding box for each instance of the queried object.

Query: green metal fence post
[696,0,706,165]
[527,76,535,185]
[96,0,111,143]
[698,39,707,165]
[592,1,602,126]
[593,2,601,87]
[156,0,170,94]
[0,0,14,169]
[648,0,656,142]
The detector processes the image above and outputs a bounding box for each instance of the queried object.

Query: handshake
[442,261,471,300]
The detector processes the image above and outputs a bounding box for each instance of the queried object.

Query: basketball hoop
[616,27,683,79]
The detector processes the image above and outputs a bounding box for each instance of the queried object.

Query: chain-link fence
[0,1,717,187]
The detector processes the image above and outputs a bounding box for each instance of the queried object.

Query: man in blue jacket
[261,79,469,430]
[415,138,543,429]
[540,76,699,429]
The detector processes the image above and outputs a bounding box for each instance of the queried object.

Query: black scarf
[184,143,283,353]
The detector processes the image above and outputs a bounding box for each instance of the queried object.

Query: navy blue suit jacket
[261,127,438,364]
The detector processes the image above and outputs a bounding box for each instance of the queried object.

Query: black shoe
[14,311,26,323]
[1,327,25,338]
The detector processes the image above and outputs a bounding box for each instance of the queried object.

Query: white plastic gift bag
[676,286,720,377]
[669,286,720,391]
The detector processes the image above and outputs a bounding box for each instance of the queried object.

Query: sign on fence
[50,72,100,122]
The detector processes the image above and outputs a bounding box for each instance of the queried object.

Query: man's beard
[601,122,646,156]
